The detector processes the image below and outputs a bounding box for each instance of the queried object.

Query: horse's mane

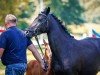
[51,14,73,38]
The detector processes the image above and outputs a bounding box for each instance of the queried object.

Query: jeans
[5,63,27,75]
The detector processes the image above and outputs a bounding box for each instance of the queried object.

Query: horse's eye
[38,19,42,22]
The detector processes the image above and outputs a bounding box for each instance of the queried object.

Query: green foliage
[17,20,28,30]
[93,16,100,24]
[83,0,100,23]
[0,0,18,25]
[45,0,85,25]
[0,61,5,70]
[0,0,35,28]
[18,1,35,18]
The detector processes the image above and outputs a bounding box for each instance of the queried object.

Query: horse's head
[26,7,50,37]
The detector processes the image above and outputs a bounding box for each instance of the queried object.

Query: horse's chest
[52,55,82,72]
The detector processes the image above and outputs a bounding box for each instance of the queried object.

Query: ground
[0,50,100,75]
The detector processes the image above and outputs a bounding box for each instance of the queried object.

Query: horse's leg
[54,69,76,75]
[66,70,78,75]
[79,70,98,75]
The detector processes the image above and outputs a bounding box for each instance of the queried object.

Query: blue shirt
[0,26,32,65]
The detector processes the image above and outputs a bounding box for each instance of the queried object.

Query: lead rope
[35,35,48,72]
[35,36,44,56]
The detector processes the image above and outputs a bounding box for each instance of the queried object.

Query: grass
[0,61,5,70]
[0,61,5,75]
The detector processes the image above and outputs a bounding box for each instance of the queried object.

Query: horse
[26,7,100,75]
[26,39,53,75]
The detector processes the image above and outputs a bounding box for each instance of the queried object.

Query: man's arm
[28,44,45,68]
[0,48,4,58]
[0,33,6,59]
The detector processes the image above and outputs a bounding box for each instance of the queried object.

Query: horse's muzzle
[25,30,36,38]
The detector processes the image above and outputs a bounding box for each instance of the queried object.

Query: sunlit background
[0,0,100,75]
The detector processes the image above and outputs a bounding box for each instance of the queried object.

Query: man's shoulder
[1,30,8,35]
[0,31,8,38]
[2,29,11,35]
[1,29,14,37]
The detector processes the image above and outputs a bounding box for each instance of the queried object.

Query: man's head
[5,14,17,28]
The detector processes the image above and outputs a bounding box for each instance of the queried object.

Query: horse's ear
[43,7,50,15]
[43,39,47,46]
[46,7,50,15]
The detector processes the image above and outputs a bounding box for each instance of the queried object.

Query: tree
[0,0,19,25]
[44,0,85,25]
[0,0,35,30]
[80,0,100,23]
[17,1,35,30]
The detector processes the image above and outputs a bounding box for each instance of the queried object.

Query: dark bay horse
[26,7,100,75]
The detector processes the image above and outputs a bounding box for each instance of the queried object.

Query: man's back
[0,26,31,65]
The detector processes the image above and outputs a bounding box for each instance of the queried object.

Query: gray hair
[5,14,17,23]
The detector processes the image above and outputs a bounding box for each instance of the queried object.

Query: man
[0,14,47,75]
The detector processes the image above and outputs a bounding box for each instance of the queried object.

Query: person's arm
[0,48,4,58]
[28,44,43,63]
[0,33,6,59]
[28,44,46,70]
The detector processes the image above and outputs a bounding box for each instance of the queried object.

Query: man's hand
[40,59,48,72]
[0,48,4,58]
[28,44,48,71]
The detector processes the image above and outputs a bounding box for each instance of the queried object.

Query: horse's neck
[47,29,72,50]
[48,16,72,38]
[47,22,72,41]
[47,22,74,52]
[47,16,75,57]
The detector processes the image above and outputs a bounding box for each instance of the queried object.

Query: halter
[38,13,49,32]
[25,13,49,71]
[34,13,49,71]
[25,13,49,38]
[35,13,49,56]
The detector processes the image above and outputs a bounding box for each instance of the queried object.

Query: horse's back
[77,38,100,71]
[60,38,100,73]
[79,38,100,55]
